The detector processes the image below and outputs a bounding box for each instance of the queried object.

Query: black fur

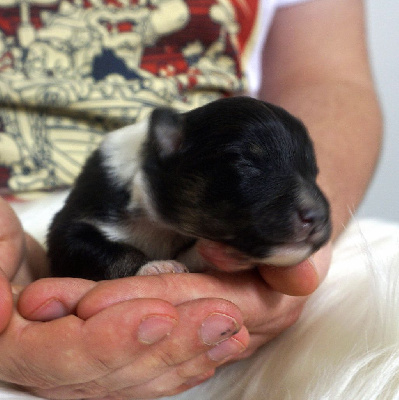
[48,96,331,279]
[48,151,148,279]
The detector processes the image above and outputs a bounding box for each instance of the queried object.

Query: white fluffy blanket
[2,192,399,399]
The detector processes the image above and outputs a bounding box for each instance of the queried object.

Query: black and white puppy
[48,96,331,280]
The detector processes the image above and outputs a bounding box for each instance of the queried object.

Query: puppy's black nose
[295,205,331,246]
[298,207,327,227]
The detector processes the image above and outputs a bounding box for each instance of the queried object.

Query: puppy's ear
[149,107,184,158]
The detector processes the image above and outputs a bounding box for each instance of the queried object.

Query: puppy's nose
[295,205,331,245]
[298,206,327,227]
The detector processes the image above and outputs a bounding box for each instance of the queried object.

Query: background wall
[356,0,399,222]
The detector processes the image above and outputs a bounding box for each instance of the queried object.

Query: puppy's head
[141,96,331,266]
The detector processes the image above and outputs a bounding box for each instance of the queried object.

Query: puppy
[48,96,331,280]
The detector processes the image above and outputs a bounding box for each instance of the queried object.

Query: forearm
[259,79,382,239]
[258,0,382,239]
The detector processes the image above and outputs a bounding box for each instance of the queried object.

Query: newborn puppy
[48,96,331,280]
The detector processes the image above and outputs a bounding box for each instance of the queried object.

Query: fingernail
[138,315,177,344]
[207,337,246,362]
[200,313,240,345]
[27,298,69,321]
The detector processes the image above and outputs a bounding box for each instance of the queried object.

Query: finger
[18,277,97,321]
[20,270,305,344]
[235,303,305,360]
[115,338,243,398]
[75,270,297,342]
[258,242,332,296]
[81,298,179,371]
[88,299,248,399]
[2,298,179,394]
[43,368,215,400]
[96,298,245,390]
[258,259,318,296]
[30,298,245,400]
[75,272,259,320]
[114,328,247,399]
[197,239,252,271]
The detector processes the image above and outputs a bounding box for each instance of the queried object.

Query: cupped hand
[5,189,332,399]
[19,240,331,376]
[0,197,248,399]
[6,285,248,399]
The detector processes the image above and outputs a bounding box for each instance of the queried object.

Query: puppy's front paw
[136,260,189,276]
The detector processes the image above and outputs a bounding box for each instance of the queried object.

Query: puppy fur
[47,96,331,280]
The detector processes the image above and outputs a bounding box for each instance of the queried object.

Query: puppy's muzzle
[259,186,331,267]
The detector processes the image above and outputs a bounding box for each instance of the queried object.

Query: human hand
[19,241,331,388]
[196,239,332,356]
[5,191,330,398]
[0,197,248,399]
[6,283,248,399]
[73,240,331,359]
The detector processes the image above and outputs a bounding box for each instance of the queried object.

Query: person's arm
[259,0,382,238]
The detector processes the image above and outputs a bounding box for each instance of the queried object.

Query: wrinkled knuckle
[93,354,117,374]
[157,348,180,368]
[175,359,206,380]
[174,352,219,382]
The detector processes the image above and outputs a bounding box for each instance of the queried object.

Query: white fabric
[275,0,312,6]
[4,195,399,399]
[247,0,312,95]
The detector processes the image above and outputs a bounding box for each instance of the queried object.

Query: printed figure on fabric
[0,0,258,192]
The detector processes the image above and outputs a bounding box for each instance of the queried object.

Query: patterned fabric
[0,0,260,192]
[0,0,311,193]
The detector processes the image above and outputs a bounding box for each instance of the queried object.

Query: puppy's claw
[136,260,189,276]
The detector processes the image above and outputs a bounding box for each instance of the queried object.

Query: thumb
[258,259,319,296]
[258,243,332,296]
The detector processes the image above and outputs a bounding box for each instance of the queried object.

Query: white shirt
[247,0,312,95]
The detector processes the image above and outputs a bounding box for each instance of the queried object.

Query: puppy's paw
[136,260,189,276]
